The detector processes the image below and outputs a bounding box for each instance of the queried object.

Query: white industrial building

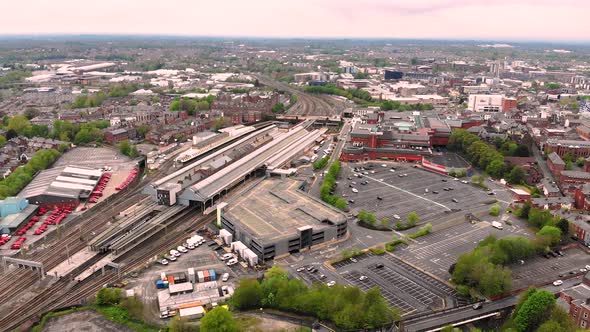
[467,94,504,112]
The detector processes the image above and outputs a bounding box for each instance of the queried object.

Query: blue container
[209,269,216,281]
[156,280,164,289]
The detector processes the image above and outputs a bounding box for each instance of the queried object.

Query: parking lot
[337,162,499,226]
[328,251,468,315]
[393,220,534,281]
[510,246,590,290]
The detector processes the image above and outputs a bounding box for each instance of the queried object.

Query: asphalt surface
[402,275,584,332]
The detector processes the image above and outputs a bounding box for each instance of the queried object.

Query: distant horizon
[2,1,589,43]
[0,33,589,46]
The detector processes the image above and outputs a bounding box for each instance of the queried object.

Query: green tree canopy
[513,289,556,332]
[200,307,239,332]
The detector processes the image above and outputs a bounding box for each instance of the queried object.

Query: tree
[168,316,193,332]
[95,288,123,306]
[555,218,569,237]
[489,204,502,217]
[536,226,561,247]
[24,107,40,120]
[507,166,526,184]
[0,135,6,147]
[7,115,30,135]
[120,296,144,320]
[407,211,419,225]
[271,103,285,113]
[232,278,263,309]
[513,289,556,332]
[136,124,151,138]
[200,307,239,332]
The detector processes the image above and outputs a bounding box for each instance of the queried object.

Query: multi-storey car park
[220,177,348,261]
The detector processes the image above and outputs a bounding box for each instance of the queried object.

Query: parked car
[326,281,336,287]
[553,280,563,286]
[159,259,169,265]
[296,267,305,272]
[221,273,230,282]
[359,275,368,281]
[226,258,238,266]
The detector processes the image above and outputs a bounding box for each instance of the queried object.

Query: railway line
[0,169,256,331]
[253,74,335,117]
[0,162,172,324]
[0,206,211,331]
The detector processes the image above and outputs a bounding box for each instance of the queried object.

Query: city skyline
[1,0,590,42]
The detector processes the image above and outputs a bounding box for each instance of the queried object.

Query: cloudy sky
[1,0,589,41]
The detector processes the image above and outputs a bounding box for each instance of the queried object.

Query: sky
[1,0,589,41]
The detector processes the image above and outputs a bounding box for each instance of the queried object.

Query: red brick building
[545,139,590,159]
[557,272,590,329]
[547,152,565,177]
[576,126,590,140]
[212,93,279,125]
[501,97,517,112]
[104,128,130,145]
[574,184,590,210]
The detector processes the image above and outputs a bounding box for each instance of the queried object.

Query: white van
[220,253,233,261]
[352,188,358,193]
[221,273,230,282]
[226,258,238,266]
[177,246,188,253]
[393,214,401,220]
[492,221,504,230]
[170,249,181,257]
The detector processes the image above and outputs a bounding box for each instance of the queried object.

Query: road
[401,276,583,331]
[531,144,558,185]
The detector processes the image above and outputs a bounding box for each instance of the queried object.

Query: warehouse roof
[224,178,347,244]
[19,165,103,201]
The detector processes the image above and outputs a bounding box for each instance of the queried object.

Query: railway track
[252,74,335,117]
[0,164,171,323]
[0,154,254,331]
[0,209,212,331]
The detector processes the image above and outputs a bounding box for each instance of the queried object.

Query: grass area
[237,316,263,331]
[369,246,386,255]
[31,307,87,332]
[32,305,161,332]
[408,223,433,239]
[92,304,160,332]
[385,239,407,252]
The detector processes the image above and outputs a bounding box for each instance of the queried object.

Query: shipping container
[163,281,169,288]
[156,280,165,289]
[188,268,196,283]
[197,271,205,283]
[161,272,167,281]
[203,270,210,282]
[167,276,175,285]
[209,269,216,281]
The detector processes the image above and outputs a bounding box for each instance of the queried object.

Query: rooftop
[224,178,346,244]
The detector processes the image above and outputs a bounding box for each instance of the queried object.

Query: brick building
[211,92,279,125]
[547,152,565,177]
[557,272,590,329]
[545,139,590,159]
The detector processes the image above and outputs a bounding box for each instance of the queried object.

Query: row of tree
[169,96,214,115]
[515,202,569,237]
[0,149,61,199]
[448,129,526,184]
[319,161,348,211]
[305,84,372,103]
[380,100,434,112]
[1,115,114,146]
[452,217,566,298]
[507,287,577,332]
[72,92,107,109]
[231,266,399,330]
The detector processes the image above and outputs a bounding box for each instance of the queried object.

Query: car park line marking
[352,170,450,210]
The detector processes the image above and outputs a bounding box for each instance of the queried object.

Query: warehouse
[0,197,38,234]
[18,165,104,208]
[220,178,348,261]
